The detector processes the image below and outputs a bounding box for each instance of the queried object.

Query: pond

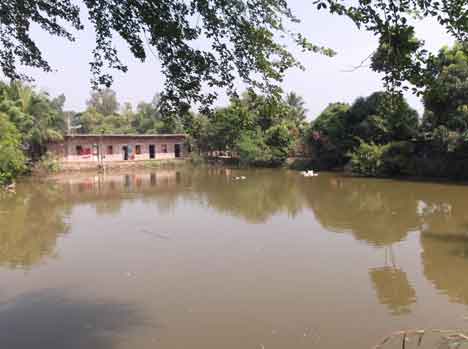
[1,167,468,349]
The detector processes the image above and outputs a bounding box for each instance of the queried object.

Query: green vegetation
[310,92,418,170]
[309,42,468,180]
[188,92,306,166]
[0,79,307,183]
[0,113,26,185]
[0,81,65,184]
[1,1,466,110]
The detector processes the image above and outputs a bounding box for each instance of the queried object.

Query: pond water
[1,167,468,349]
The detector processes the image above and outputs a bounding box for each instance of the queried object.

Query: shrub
[0,113,26,185]
[35,152,61,174]
[265,123,295,165]
[381,141,415,175]
[236,131,272,166]
[349,140,389,177]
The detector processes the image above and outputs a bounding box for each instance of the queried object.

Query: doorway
[149,144,156,159]
[174,144,181,158]
[123,146,129,160]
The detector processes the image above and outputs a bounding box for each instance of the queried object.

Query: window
[76,145,83,155]
[135,144,141,155]
[107,145,113,155]
[161,144,168,153]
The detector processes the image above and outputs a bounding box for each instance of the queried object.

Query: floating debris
[140,229,171,240]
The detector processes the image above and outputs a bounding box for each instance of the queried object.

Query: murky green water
[1,167,468,349]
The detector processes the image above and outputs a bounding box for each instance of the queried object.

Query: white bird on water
[301,170,318,177]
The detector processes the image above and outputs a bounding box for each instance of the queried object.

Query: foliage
[75,91,185,135]
[422,42,468,132]
[189,91,304,166]
[0,81,66,158]
[0,113,26,185]
[0,0,337,111]
[265,123,295,164]
[236,131,272,166]
[308,102,350,168]
[370,27,425,92]
[35,152,61,174]
[314,0,468,94]
[349,141,389,177]
[86,88,119,116]
[310,92,418,169]
[379,141,415,176]
[4,0,465,109]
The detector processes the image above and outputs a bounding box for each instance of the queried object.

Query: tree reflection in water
[301,173,468,313]
[0,183,71,269]
[369,248,416,315]
[4,168,468,316]
[421,233,468,305]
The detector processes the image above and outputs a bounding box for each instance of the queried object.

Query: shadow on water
[0,289,154,349]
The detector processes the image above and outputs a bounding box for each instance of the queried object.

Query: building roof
[65,133,187,138]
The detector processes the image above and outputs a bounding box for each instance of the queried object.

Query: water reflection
[0,184,70,268]
[189,168,303,223]
[52,168,304,223]
[4,168,468,321]
[421,233,468,305]
[369,248,416,315]
[301,176,420,246]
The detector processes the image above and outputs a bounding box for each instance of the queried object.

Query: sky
[20,0,454,120]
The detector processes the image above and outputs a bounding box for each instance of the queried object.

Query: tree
[86,88,119,116]
[285,92,307,125]
[315,0,468,92]
[310,92,418,169]
[265,122,295,164]
[0,0,335,111]
[309,102,351,168]
[3,1,464,109]
[422,42,468,132]
[189,91,303,165]
[0,112,26,184]
[0,82,65,158]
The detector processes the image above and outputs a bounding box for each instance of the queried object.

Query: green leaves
[310,92,419,169]
[1,0,326,111]
[0,112,26,185]
[422,42,468,132]
[187,91,304,165]
[317,0,467,93]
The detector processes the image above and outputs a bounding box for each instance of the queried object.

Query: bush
[236,131,272,166]
[265,123,295,165]
[381,141,415,175]
[35,152,61,174]
[349,141,389,177]
[0,113,26,185]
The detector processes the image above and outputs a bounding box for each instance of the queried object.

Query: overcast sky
[20,0,453,120]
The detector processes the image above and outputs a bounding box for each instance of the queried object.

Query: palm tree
[8,82,63,158]
[285,92,307,123]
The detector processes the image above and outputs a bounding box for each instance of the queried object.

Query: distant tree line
[1,40,467,184]
[0,80,308,184]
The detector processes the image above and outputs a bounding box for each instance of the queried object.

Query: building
[47,134,188,164]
